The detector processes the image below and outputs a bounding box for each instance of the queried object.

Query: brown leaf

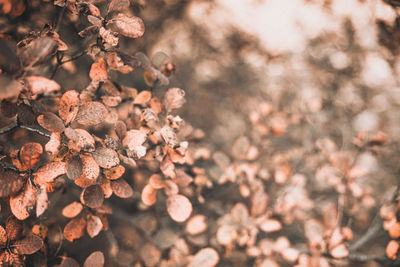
[37,112,65,133]
[163,88,185,111]
[99,27,119,47]
[150,97,163,114]
[5,216,23,241]
[89,58,107,82]
[108,14,145,38]
[387,240,399,260]
[69,128,95,152]
[160,126,178,147]
[107,0,130,14]
[83,251,104,267]
[13,235,43,255]
[188,248,219,267]
[103,165,125,180]
[139,242,161,267]
[66,156,83,181]
[63,216,86,242]
[36,185,48,217]
[149,174,166,189]
[75,101,107,126]
[0,226,6,246]
[141,184,157,206]
[19,37,57,67]
[86,214,103,238]
[33,161,66,185]
[25,76,60,95]
[106,51,133,74]
[0,75,23,100]
[59,90,80,124]
[74,154,100,188]
[133,90,152,105]
[92,147,120,169]
[111,179,133,198]
[81,184,104,208]
[160,157,176,179]
[10,183,37,220]
[166,194,192,222]
[62,202,83,218]
[19,142,43,170]
[0,168,25,197]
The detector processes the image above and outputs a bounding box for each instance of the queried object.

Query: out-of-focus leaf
[19,37,57,68]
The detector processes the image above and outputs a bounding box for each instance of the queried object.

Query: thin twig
[60,50,87,64]
[349,213,383,252]
[20,125,51,138]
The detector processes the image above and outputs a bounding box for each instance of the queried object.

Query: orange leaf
[62,202,83,219]
[185,214,207,235]
[10,183,37,220]
[166,194,192,222]
[59,90,80,124]
[133,90,152,105]
[89,58,107,82]
[36,185,48,217]
[33,161,66,185]
[387,240,400,260]
[103,165,125,180]
[74,154,100,188]
[64,216,86,242]
[141,184,157,206]
[19,142,43,170]
[5,216,23,241]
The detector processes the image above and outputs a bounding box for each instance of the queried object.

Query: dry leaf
[45,132,61,154]
[163,88,185,111]
[74,154,100,188]
[0,226,6,246]
[0,75,23,101]
[19,142,43,170]
[86,214,103,238]
[83,251,104,267]
[13,235,43,255]
[37,112,65,133]
[75,101,107,126]
[111,179,133,198]
[387,240,399,260]
[64,216,86,242]
[59,90,80,124]
[36,185,48,217]
[107,0,130,14]
[25,76,60,95]
[6,216,23,241]
[34,161,66,185]
[103,165,125,180]
[66,156,83,181]
[89,58,107,82]
[58,257,80,267]
[10,183,37,220]
[108,14,145,38]
[330,244,349,258]
[0,168,25,197]
[81,184,104,208]
[134,90,152,105]
[149,174,165,189]
[188,248,219,267]
[166,194,192,222]
[19,37,57,68]
[186,215,207,235]
[92,147,120,168]
[62,202,83,218]
[141,184,157,206]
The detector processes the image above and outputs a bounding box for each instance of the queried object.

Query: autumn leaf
[81,184,104,209]
[86,214,103,238]
[141,184,157,206]
[0,168,25,197]
[37,112,65,133]
[10,183,37,220]
[89,58,107,82]
[111,179,133,198]
[166,194,192,222]
[92,147,120,169]
[13,235,43,255]
[83,251,104,267]
[75,101,108,126]
[107,14,145,39]
[59,90,80,124]
[25,76,60,95]
[62,202,83,219]
[188,248,219,267]
[64,216,86,242]
[163,88,185,111]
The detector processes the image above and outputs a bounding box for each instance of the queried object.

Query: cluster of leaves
[0,0,204,265]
